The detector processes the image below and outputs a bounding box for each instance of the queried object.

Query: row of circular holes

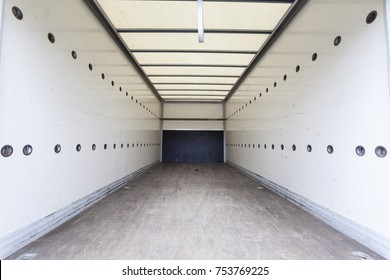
[227,10,378,118]
[227,143,387,158]
[1,143,161,157]
[11,6,159,119]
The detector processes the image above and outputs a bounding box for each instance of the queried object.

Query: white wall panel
[225,0,390,258]
[0,0,161,251]
[163,102,223,130]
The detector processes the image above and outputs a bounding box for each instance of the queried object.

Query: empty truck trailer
[1,0,390,264]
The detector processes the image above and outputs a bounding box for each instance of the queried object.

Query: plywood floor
[8,164,383,260]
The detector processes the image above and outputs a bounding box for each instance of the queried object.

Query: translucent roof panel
[143,66,246,76]
[95,0,294,103]
[149,76,238,85]
[121,33,269,52]
[133,53,255,66]
[98,0,291,31]
[155,84,233,91]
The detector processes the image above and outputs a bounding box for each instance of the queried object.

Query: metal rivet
[283,74,287,81]
[307,145,312,152]
[101,73,105,80]
[92,144,96,151]
[88,63,93,71]
[334,35,342,46]
[327,145,334,154]
[12,6,23,20]
[281,144,284,150]
[375,146,387,158]
[296,65,300,72]
[71,50,77,59]
[23,145,33,156]
[1,145,13,157]
[54,144,61,154]
[104,144,107,150]
[48,33,55,43]
[312,53,317,61]
[355,145,365,156]
[366,10,377,24]
[292,144,296,151]
[76,144,81,152]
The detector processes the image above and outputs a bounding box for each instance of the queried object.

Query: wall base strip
[227,161,390,260]
[0,161,159,260]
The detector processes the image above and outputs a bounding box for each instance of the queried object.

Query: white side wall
[163,102,223,130]
[0,0,161,256]
[225,0,390,258]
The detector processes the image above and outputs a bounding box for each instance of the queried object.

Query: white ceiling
[96,0,293,102]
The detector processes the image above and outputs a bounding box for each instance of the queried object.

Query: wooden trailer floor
[8,163,383,260]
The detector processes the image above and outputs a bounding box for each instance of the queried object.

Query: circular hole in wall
[264,144,267,149]
[312,53,318,61]
[307,145,312,152]
[266,88,269,93]
[274,82,277,87]
[113,144,116,149]
[292,144,296,151]
[71,50,77,59]
[23,145,33,156]
[271,144,275,150]
[111,81,115,86]
[327,145,334,154]
[54,144,61,154]
[12,6,23,20]
[121,143,124,149]
[92,144,96,151]
[366,10,378,24]
[1,145,13,157]
[334,35,342,46]
[296,65,300,72]
[101,73,105,80]
[127,143,130,148]
[375,146,387,158]
[126,92,128,96]
[281,144,284,150]
[88,63,93,71]
[355,145,365,156]
[119,87,122,92]
[259,93,262,97]
[283,74,287,81]
[48,33,55,43]
[258,144,260,148]
[104,144,107,150]
[76,144,81,152]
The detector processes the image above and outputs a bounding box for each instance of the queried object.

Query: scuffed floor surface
[8,163,384,260]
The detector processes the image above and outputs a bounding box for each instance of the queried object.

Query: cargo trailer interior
[0,0,389,260]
